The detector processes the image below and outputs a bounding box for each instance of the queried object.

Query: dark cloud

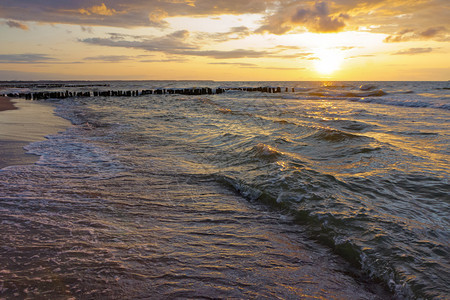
[291,2,348,32]
[317,0,449,38]
[0,0,447,47]
[0,53,56,63]
[168,30,190,39]
[384,26,447,42]
[5,20,29,30]
[0,0,270,28]
[392,47,434,55]
[81,31,275,59]
[0,0,448,41]
[257,1,347,34]
[420,26,446,38]
[81,31,315,59]
[81,30,195,52]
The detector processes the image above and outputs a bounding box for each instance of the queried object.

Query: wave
[309,128,362,142]
[3,80,448,299]
[320,119,374,132]
[359,84,377,91]
[306,89,388,98]
[352,97,450,110]
[280,86,448,110]
[216,168,438,299]
[251,143,283,161]
[280,89,388,102]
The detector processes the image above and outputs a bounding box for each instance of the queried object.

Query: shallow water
[0,81,449,298]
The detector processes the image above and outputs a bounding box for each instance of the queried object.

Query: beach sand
[0,96,70,169]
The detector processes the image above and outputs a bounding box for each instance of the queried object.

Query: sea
[0,81,449,299]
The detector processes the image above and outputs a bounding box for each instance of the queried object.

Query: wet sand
[0,96,70,169]
[0,96,18,112]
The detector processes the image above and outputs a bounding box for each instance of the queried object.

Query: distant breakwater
[2,86,295,100]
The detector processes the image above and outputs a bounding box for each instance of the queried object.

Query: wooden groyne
[2,86,295,100]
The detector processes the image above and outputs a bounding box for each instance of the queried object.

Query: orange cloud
[148,8,169,25]
[5,20,29,30]
[79,3,117,16]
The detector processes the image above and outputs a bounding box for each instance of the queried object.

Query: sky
[0,0,449,81]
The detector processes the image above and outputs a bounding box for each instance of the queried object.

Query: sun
[314,49,344,75]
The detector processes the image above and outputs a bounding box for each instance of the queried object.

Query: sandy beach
[0,96,70,169]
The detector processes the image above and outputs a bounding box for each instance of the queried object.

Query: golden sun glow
[314,49,344,75]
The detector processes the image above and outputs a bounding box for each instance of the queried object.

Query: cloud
[384,26,448,42]
[83,55,134,62]
[209,62,257,67]
[79,3,117,16]
[140,58,189,63]
[335,46,357,50]
[347,54,375,59]
[81,31,315,60]
[392,47,434,55]
[168,30,190,39]
[178,49,270,59]
[0,0,448,42]
[321,0,450,39]
[271,45,303,50]
[208,62,303,70]
[199,26,251,42]
[81,26,94,33]
[81,30,195,52]
[81,30,273,59]
[420,27,445,38]
[148,8,169,26]
[0,53,56,63]
[263,66,305,70]
[0,0,270,28]
[5,20,29,30]
[257,1,348,34]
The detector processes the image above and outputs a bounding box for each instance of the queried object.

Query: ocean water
[0,81,449,299]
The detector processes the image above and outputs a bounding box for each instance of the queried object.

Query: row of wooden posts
[2,86,296,100]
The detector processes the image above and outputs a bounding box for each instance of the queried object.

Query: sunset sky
[0,0,449,81]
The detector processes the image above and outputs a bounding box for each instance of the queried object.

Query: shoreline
[0,96,70,169]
